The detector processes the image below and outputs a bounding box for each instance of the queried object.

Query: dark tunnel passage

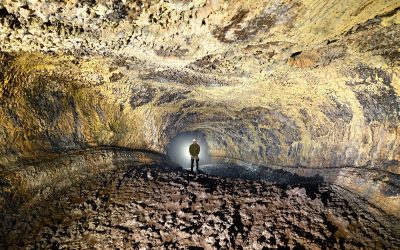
[166,131,325,185]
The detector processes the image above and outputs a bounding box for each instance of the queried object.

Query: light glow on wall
[166,131,211,169]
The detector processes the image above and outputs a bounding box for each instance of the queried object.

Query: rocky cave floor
[3,163,400,249]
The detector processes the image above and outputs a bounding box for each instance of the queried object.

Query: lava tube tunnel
[166,131,211,169]
[0,0,399,249]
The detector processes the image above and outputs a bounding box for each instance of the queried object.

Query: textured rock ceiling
[0,0,400,215]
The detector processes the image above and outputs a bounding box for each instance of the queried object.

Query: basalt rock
[0,0,400,247]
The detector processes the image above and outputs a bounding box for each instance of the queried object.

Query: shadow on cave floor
[198,162,324,185]
[196,162,326,202]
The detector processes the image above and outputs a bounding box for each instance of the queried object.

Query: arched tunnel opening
[1,0,400,249]
[166,131,211,169]
[166,131,325,185]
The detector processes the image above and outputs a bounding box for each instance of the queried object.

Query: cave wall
[1,33,399,171]
[0,0,399,215]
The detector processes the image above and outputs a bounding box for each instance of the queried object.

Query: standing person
[189,139,200,172]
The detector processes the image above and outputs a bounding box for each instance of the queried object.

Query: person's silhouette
[189,139,200,172]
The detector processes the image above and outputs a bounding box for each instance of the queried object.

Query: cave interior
[0,0,400,249]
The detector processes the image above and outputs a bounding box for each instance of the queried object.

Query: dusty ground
[3,164,397,249]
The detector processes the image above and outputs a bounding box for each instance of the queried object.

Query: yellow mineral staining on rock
[0,0,400,217]
[381,9,400,26]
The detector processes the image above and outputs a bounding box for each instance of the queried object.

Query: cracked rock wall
[0,0,400,215]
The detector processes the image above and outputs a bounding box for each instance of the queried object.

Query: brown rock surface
[0,0,400,247]
[4,161,399,249]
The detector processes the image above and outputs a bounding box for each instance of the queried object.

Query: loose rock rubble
[5,164,398,249]
[1,2,400,217]
[0,1,399,248]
